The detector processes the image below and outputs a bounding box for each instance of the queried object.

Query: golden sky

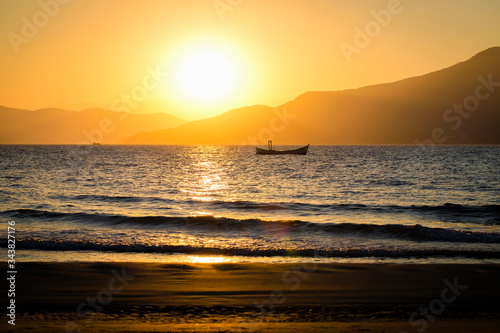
[1,0,499,120]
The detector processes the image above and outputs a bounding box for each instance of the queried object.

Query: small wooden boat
[256,141,309,155]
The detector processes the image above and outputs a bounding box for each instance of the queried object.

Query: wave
[5,239,500,259]
[197,201,500,217]
[3,208,500,244]
[69,194,178,204]
[40,195,500,218]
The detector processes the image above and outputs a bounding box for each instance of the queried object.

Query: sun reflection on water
[187,256,230,263]
[180,148,230,204]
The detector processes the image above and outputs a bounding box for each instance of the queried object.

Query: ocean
[1,145,499,264]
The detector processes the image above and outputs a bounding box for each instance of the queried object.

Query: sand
[2,262,499,332]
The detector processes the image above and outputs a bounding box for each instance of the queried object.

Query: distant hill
[0,107,186,144]
[123,47,500,145]
[121,104,277,144]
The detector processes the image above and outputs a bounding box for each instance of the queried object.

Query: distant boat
[256,141,309,155]
[92,142,101,145]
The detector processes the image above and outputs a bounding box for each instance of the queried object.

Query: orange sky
[1,0,499,120]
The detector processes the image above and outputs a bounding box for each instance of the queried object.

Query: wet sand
[2,262,499,332]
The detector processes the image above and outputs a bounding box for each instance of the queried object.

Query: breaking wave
[3,208,500,244]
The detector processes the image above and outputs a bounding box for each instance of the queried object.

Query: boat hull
[256,144,309,155]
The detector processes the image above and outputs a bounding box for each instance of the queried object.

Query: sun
[174,48,238,103]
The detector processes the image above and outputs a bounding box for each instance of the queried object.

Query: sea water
[1,145,499,263]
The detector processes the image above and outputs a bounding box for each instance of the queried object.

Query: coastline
[3,262,499,332]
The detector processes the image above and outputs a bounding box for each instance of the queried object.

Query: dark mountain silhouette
[0,106,186,144]
[123,47,500,145]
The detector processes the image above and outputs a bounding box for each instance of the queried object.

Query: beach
[3,262,499,332]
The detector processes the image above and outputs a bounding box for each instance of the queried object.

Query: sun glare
[188,256,230,263]
[174,48,238,103]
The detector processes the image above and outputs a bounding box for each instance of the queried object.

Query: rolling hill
[0,106,186,144]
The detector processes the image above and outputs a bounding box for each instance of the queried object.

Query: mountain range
[0,106,185,144]
[2,47,499,145]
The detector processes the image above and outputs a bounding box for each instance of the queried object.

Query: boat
[256,141,309,155]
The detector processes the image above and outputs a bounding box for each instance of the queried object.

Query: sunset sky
[1,0,499,120]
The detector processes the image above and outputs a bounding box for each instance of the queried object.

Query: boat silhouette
[256,141,309,155]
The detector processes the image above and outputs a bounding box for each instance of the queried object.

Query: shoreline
[2,262,499,332]
[15,249,500,264]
